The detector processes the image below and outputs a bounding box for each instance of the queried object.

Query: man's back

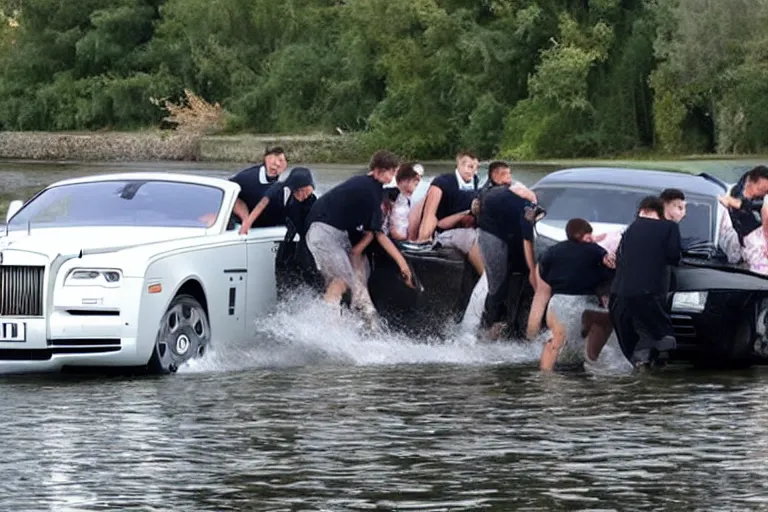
[612,217,682,296]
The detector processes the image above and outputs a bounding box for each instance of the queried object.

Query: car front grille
[0,265,44,317]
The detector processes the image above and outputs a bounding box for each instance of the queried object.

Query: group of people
[224,147,768,372]
[530,191,685,371]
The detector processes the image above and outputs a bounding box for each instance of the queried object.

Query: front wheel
[148,294,210,374]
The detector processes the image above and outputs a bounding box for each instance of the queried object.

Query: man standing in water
[609,196,682,369]
[305,150,415,321]
[476,176,537,337]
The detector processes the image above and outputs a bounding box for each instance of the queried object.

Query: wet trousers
[609,293,675,363]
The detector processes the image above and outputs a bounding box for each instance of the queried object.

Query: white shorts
[548,294,605,364]
[436,228,477,255]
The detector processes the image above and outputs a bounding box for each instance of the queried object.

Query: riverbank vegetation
[1,0,768,161]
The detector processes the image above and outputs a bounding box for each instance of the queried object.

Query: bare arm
[761,200,768,241]
[350,231,374,257]
[523,239,536,289]
[417,187,443,242]
[239,197,270,235]
[233,198,250,223]
[511,182,537,203]
[437,210,471,230]
[375,232,415,288]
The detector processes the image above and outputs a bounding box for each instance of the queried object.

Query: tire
[147,294,210,374]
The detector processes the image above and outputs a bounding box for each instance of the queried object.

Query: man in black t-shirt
[609,196,682,369]
[305,151,415,320]
[229,146,288,230]
[537,218,616,371]
[476,184,536,334]
[237,167,316,234]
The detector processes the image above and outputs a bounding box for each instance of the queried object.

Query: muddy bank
[0,131,367,164]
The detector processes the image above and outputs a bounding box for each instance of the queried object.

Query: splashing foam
[181,287,552,373]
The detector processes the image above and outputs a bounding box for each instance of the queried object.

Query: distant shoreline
[0,131,767,172]
[0,131,370,164]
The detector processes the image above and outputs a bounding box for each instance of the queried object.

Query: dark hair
[284,166,315,191]
[565,218,593,242]
[369,150,399,171]
[488,160,510,181]
[456,150,477,161]
[660,188,685,203]
[264,146,285,158]
[637,195,665,218]
[395,162,420,183]
[746,165,768,182]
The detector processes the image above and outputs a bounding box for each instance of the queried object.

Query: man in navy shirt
[476,183,536,335]
[237,166,316,234]
[537,218,616,371]
[306,150,415,318]
[609,196,682,369]
[414,151,485,275]
[230,146,288,231]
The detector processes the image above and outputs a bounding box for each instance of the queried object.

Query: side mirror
[6,200,23,224]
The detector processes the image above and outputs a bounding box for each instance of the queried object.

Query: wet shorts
[306,222,357,287]
[436,227,477,255]
[548,294,605,364]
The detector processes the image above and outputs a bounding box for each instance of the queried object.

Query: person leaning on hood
[230,146,288,226]
[237,166,316,235]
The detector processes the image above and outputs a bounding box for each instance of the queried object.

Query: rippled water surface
[1,160,767,510]
[2,292,768,511]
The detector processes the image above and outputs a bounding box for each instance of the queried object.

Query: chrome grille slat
[0,265,44,317]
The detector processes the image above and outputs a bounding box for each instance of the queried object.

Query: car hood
[0,226,206,258]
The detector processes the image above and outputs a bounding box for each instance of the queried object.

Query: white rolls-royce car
[0,173,286,374]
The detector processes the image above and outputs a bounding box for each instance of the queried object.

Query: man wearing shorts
[305,150,414,318]
[538,218,616,371]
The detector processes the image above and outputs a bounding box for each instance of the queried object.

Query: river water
[1,159,767,511]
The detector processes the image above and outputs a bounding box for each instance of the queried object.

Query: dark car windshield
[534,185,714,242]
[8,180,224,231]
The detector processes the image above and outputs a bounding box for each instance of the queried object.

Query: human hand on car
[718,195,741,210]
[400,264,415,289]
[602,252,616,269]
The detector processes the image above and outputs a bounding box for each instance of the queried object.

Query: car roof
[46,172,239,191]
[532,167,727,197]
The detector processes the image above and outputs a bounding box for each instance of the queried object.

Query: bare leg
[349,253,376,315]
[582,310,613,361]
[407,198,426,241]
[324,278,348,305]
[540,307,565,371]
[467,240,485,275]
[527,268,551,339]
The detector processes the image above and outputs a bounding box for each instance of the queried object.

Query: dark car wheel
[147,294,210,374]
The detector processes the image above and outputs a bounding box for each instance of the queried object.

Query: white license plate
[0,321,25,342]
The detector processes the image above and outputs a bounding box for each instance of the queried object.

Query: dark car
[276,166,768,367]
[530,166,768,367]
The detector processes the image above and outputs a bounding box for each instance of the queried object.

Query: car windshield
[8,180,224,231]
[534,185,714,242]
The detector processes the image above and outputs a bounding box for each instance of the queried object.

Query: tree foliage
[1,0,767,158]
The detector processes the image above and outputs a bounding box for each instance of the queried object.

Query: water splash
[181,287,546,373]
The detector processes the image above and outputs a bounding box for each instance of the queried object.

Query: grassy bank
[2,130,767,170]
[0,131,370,164]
